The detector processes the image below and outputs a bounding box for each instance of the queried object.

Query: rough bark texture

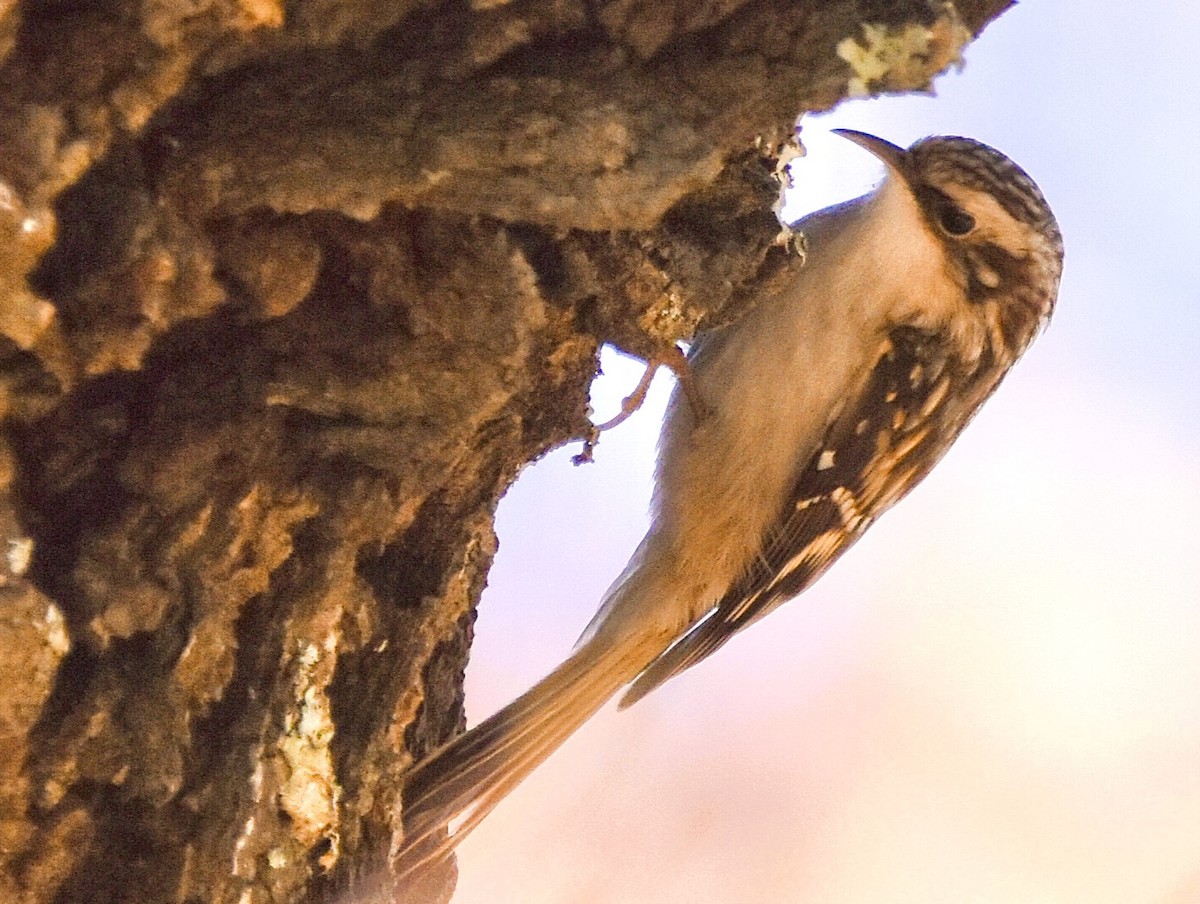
[0,1,1011,902]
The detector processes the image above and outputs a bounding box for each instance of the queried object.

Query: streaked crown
[902,135,1064,357]
[908,135,1063,278]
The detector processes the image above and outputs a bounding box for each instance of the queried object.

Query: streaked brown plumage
[392,130,1064,889]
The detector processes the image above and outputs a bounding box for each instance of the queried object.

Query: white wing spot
[829,487,865,531]
[816,449,836,471]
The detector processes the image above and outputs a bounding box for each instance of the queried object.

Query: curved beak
[831,129,912,183]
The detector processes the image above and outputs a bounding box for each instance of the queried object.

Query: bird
[392,129,1064,883]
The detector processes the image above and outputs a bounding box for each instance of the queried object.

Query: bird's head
[834,129,1063,355]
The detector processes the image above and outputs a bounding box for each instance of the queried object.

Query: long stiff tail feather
[617,611,729,710]
[392,637,650,887]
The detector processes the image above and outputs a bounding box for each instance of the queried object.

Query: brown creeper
[394,131,1064,880]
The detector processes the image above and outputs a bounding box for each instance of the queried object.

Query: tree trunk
[0,1,1011,901]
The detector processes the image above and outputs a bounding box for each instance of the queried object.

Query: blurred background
[455,4,1200,902]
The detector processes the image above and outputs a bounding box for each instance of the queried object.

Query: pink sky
[453,5,1200,901]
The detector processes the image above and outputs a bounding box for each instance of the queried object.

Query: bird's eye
[937,202,976,236]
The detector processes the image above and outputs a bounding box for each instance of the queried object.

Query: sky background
[451,4,1200,902]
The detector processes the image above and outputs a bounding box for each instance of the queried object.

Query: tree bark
[0,1,1011,902]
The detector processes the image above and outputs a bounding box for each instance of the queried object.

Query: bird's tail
[392,635,651,885]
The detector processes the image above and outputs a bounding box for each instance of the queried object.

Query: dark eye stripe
[916,185,973,239]
[909,136,1063,261]
[938,202,975,236]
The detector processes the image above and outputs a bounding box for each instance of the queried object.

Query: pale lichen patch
[277,638,342,870]
[6,536,34,576]
[836,4,972,98]
[42,602,69,656]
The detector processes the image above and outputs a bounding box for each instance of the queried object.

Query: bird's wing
[620,324,997,708]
